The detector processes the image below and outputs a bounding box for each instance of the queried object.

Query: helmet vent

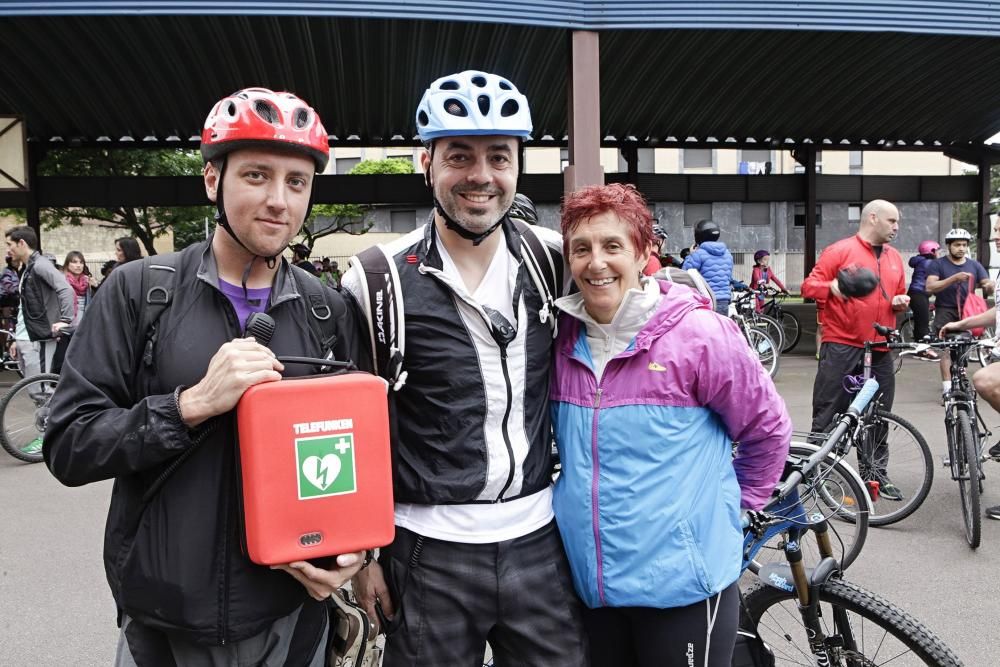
[471,75,487,87]
[500,100,519,117]
[224,101,238,120]
[253,100,279,125]
[417,110,430,126]
[498,79,512,90]
[439,80,460,91]
[477,95,490,116]
[292,108,311,129]
[444,99,468,117]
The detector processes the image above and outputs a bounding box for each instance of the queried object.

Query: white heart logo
[302,454,342,491]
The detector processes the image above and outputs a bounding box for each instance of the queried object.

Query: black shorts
[932,306,961,334]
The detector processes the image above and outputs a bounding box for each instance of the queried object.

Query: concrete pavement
[0,356,997,665]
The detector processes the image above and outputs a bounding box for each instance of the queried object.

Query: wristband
[173,385,188,424]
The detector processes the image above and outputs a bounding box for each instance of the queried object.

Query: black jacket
[343,219,564,505]
[44,241,364,646]
[20,251,74,341]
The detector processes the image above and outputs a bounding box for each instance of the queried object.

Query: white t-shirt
[392,233,553,544]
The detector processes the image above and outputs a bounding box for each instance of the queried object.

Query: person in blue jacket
[553,184,791,666]
[682,219,735,315]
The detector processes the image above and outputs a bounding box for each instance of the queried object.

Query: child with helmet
[750,249,787,312]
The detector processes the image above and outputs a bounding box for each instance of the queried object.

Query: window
[335,157,360,175]
[684,203,713,227]
[742,203,770,226]
[793,204,823,227]
[739,149,772,175]
[390,209,417,233]
[682,149,712,169]
[560,148,569,173]
[848,203,862,222]
[849,151,863,168]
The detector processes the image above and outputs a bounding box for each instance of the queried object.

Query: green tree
[304,158,415,248]
[36,147,211,255]
[953,164,1000,235]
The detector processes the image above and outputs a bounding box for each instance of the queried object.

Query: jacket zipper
[591,386,606,605]
[494,342,516,501]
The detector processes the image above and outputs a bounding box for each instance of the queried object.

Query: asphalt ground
[1,356,998,666]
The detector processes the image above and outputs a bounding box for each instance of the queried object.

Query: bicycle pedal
[942,456,951,467]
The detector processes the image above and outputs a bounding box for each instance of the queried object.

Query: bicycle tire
[0,372,60,463]
[756,313,786,354]
[849,410,933,527]
[776,309,801,353]
[742,579,965,666]
[747,445,869,574]
[746,327,780,379]
[956,409,981,549]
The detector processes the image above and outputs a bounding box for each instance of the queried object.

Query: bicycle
[729,295,781,379]
[758,286,802,353]
[741,379,964,666]
[896,333,993,548]
[804,324,934,526]
[732,287,786,353]
[0,327,23,377]
[0,328,73,464]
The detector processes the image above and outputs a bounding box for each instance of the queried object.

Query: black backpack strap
[136,254,178,372]
[512,219,561,336]
[290,264,340,359]
[348,245,406,390]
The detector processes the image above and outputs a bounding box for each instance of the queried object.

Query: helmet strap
[212,158,280,300]
[424,160,504,247]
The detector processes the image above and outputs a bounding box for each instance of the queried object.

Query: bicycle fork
[786,522,847,665]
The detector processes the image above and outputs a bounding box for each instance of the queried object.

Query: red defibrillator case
[236,372,395,565]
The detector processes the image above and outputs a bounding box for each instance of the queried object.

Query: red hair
[560,183,654,257]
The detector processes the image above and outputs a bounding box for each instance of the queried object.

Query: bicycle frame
[742,379,877,660]
[942,339,990,480]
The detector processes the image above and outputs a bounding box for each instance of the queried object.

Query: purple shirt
[218,279,270,331]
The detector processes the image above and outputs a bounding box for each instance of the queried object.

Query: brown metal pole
[564,30,603,193]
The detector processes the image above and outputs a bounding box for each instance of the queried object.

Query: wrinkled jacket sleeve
[681,250,702,272]
[44,266,196,487]
[801,245,841,302]
[35,256,75,322]
[694,314,792,509]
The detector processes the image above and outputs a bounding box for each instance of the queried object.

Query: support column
[564,30,603,193]
[26,142,42,250]
[804,147,818,277]
[977,157,992,265]
[620,145,638,184]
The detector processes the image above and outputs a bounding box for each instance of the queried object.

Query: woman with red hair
[550,183,791,666]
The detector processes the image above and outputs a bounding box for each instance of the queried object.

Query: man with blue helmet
[344,71,587,665]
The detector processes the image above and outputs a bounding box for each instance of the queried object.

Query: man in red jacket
[802,199,910,498]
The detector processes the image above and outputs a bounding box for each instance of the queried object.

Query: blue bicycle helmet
[415,70,532,142]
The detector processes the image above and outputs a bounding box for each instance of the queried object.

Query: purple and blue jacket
[551,281,791,609]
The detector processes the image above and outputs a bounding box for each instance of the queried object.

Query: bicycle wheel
[955,409,981,549]
[848,410,933,527]
[776,309,801,353]
[748,445,869,574]
[0,372,60,464]
[898,313,915,343]
[755,314,786,354]
[742,579,965,666]
[745,327,780,379]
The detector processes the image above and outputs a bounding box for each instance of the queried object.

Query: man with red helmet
[44,88,366,665]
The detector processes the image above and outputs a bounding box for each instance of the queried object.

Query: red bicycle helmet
[201,88,329,172]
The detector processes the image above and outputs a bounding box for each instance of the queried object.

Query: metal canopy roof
[2,14,1000,151]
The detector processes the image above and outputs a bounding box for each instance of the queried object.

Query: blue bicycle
[740,379,963,666]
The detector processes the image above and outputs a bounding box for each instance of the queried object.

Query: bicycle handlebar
[771,378,879,501]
